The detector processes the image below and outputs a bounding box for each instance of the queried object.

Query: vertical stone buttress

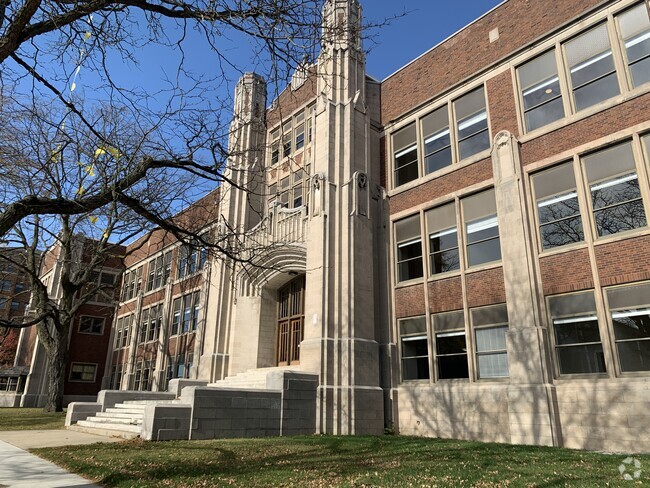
[492,131,561,447]
[301,0,384,435]
[197,73,267,382]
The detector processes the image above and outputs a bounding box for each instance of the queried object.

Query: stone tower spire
[302,0,386,435]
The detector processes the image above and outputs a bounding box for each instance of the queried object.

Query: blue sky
[364,1,504,80]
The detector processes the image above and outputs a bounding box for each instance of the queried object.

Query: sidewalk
[0,429,123,487]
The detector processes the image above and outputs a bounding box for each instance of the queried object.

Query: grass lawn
[34,435,650,487]
[0,407,65,430]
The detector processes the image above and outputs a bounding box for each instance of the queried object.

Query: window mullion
[608,12,631,94]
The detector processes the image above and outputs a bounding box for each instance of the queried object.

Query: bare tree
[0,0,329,411]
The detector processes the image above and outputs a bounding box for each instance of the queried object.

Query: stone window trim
[398,316,430,382]
[145,250,172,293]
[69,363,98,383]
[78,315,106,335]
[514,0,650,137]
[389,82,492,191]
[432,310,470,381]
[113,314,133,350]
[121,265,143,303]
[170,290,201,337]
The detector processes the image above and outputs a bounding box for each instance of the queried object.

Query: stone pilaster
[491,130,560,447]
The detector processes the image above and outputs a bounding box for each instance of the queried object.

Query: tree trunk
[43,333,67,413]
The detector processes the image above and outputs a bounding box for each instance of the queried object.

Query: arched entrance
[276,275,305,366]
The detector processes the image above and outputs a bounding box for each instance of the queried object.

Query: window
[395,215,423,282]
[178,239,208,279]
[421,106,452,174]
[69,363,97,382]
[0,279,11,292]
[393,123,418,187]
[279,176,290,208]
[399,317,429,381]
[110,363,123,390]
[426,203,460,275]
[433,311,468,379]
[292,169,304,208]
[549,291,606,375]
[79,316,105,335]
[518,50,565,131]
[454,87,490,161]
[0,376,23,392]
[584,142,646,237]
[171,291,200,335]
[146,251,171,292]
[270,129,280,165]
[565,24,619,111]
[472,304,509,379]
[618,3,650,88]
[0,298,5,309]
[295,124,305,150]
[606,282,650,372]
[462,189,501,267]
[10,301,19,311]
[282,122,292,158]
[171,298,181,336]
[532,162,584,249]
[134,360,154,391]
[121,266,142,302]
[114,315,133,350]
[14,283,25,294]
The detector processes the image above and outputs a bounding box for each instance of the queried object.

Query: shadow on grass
[37,436,650,487]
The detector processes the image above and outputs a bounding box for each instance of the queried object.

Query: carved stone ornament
[357,172,368,189]
[312,175,321,191]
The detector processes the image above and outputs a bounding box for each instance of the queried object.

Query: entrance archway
[276,275,305,365]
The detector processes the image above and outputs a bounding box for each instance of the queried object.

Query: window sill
[395,278,425,289]
[538,241,589,259]
[463,261,502,275]
[554,373,610,382]
[592,226,650,248]
[78,331,104,336]
[519,82,650,145]
[427,270,462,283]
[388,150,492,198]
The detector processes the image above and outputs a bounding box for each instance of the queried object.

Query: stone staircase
[70,399,180,439]
[208,366,300,389]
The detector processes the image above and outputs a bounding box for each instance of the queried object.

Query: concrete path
[0,430,123,487]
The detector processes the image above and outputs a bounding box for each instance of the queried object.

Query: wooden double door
[276,276,305,366]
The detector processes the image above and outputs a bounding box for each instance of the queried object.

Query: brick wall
[394,284,425,318]
[486,71,519,137]
[465,267,506,308]
[390,158,492,215]
[428,277,463,313]
[539,249,594,295]
[381,0,606,125]
[595,235,650,286]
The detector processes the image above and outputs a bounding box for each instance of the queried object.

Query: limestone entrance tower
[300,0,386,435]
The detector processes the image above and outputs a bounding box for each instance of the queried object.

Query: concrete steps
[208,366,300,390]
[70,399,181,438]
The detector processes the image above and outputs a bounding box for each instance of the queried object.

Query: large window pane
[454,87,490,160]
[395,215,423,282]
[472,304,509,379]
[532,162,584,249]
[565,24,619,111]
[607,283,650,372]
[393,124,419,187]
[422,107,452,174]
[518,50,565,131]
[549,291,606,375]
[618,3,650,88]
[463,189,501,267]
[584,142,647,237]
[400,317,429,381]
[426,203,460,275]
[433,311,468,379]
